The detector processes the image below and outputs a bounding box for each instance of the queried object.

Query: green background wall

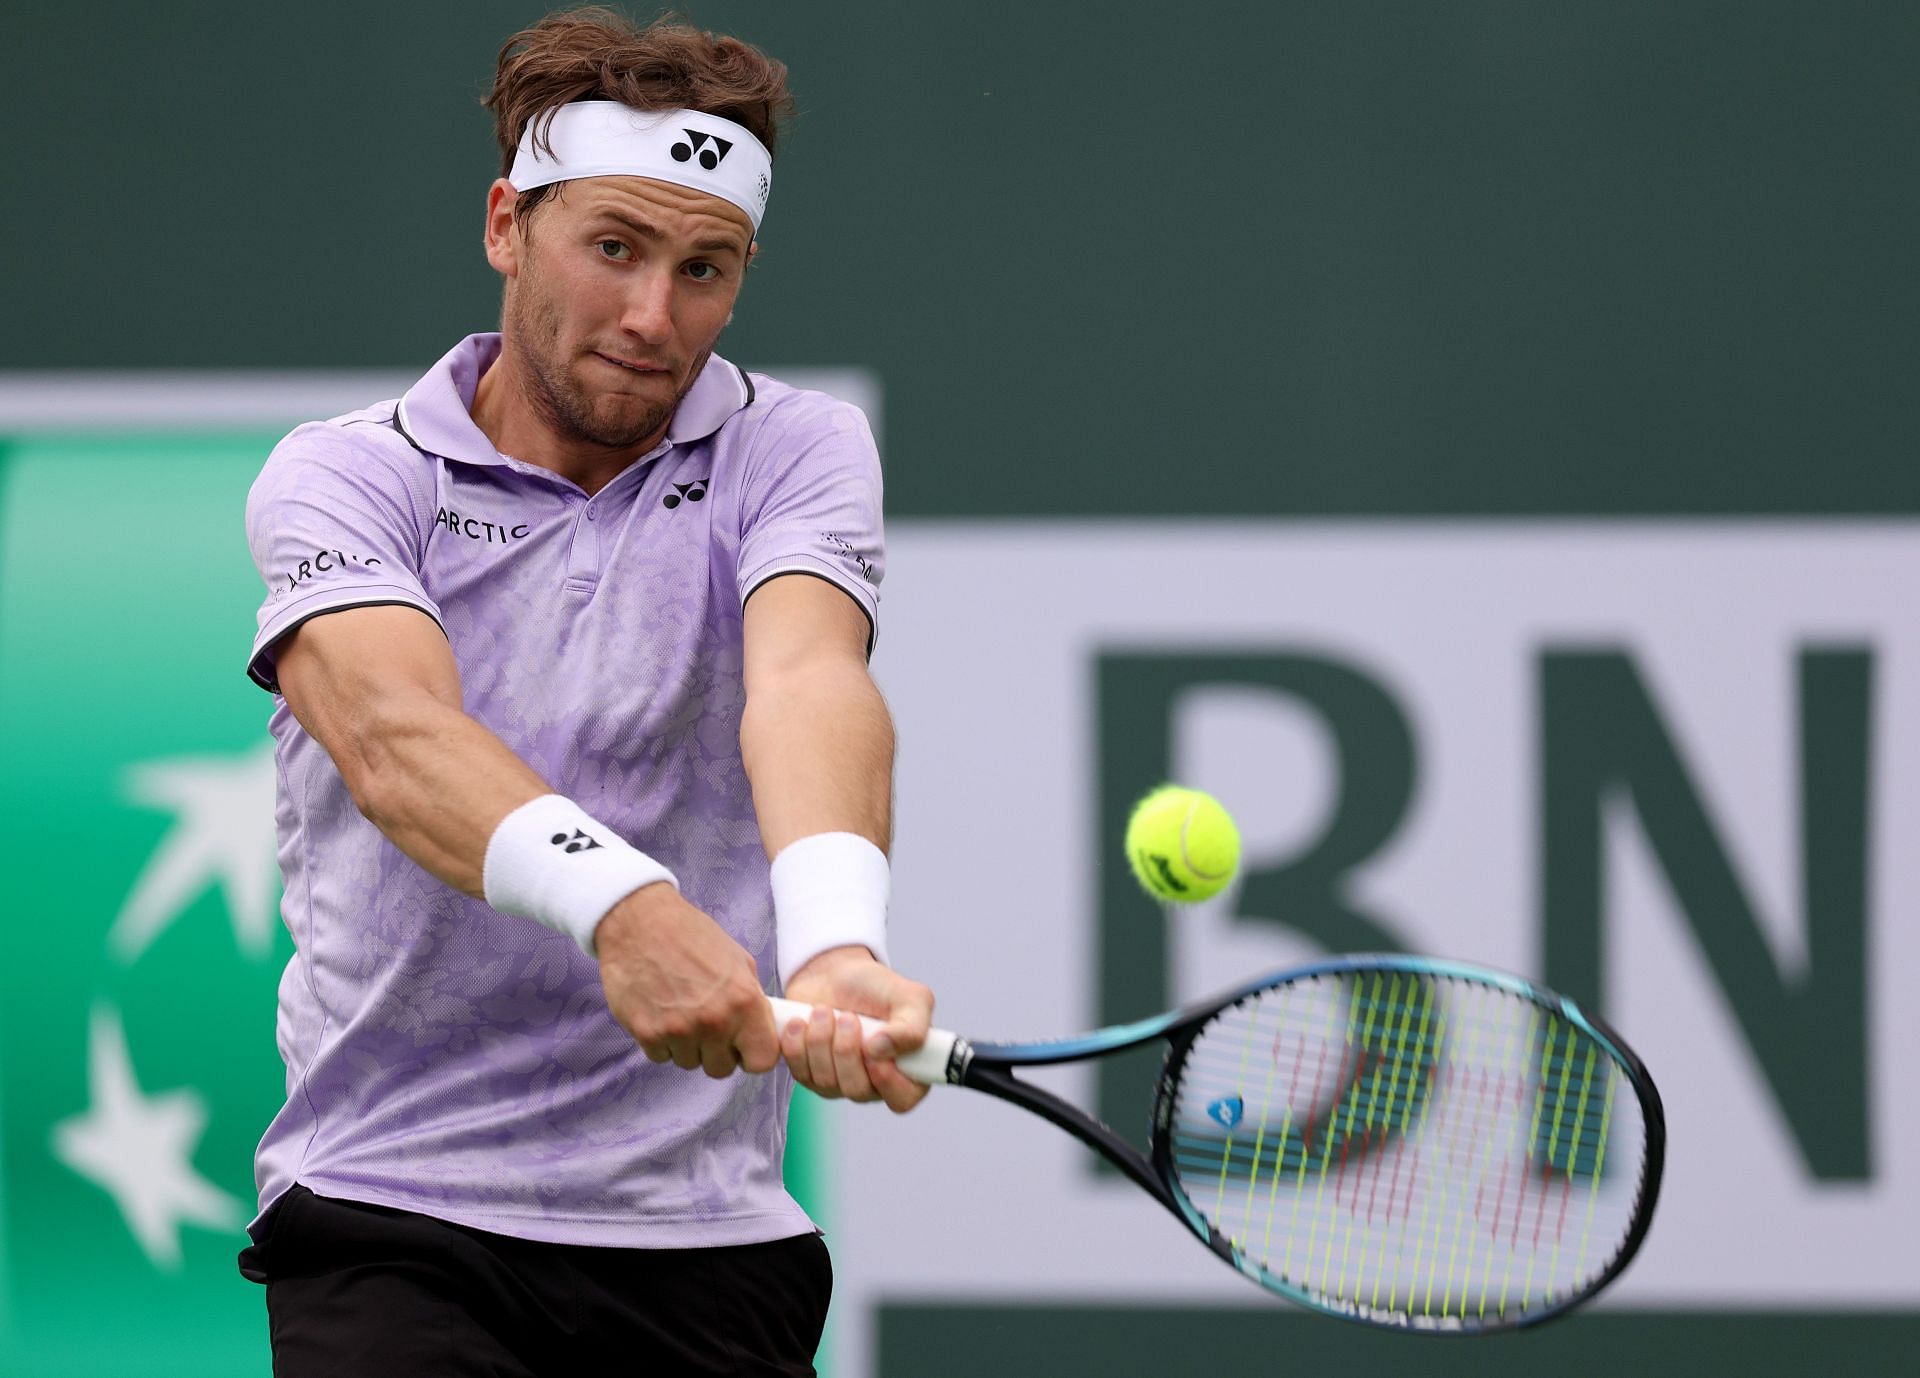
[9,2,1915,513]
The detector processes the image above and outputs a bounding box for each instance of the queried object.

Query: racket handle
[767,996,959,1086]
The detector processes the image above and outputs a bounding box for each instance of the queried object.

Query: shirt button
[585,505,596,521]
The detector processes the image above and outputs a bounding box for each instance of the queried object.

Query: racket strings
[1166,973,1648,1326]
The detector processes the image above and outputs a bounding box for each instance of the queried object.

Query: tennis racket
[770,953,1663,1334]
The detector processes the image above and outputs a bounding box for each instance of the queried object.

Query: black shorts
[238,1184,832,1377]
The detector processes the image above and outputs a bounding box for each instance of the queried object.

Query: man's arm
[275,603,780,1078]
[741,575,934,1113]
[274,605,545,886]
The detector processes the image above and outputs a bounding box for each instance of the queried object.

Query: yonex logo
[550,829,603,855]
[663,479,708,510]
[670,130,733,170]
[1206,1095,1244,1131]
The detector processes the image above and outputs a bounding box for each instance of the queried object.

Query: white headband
[507,101,772,234]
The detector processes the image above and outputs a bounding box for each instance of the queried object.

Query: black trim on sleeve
[247,600,449,694]
[742,569,876,658]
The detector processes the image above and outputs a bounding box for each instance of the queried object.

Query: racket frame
[946,953,1666,1333]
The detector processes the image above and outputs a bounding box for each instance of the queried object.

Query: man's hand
[596,884,779,1078]
[780,946,935,1113]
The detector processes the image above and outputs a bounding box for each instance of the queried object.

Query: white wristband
[770,832,891,986]
[482,795,678,957]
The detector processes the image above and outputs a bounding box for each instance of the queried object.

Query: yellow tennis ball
[1125,785,1241,903]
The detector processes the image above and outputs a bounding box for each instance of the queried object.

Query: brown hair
[484,7,793,222]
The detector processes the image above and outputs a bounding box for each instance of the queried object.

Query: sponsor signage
[1,379,1910,1375]
[836,522,1917,1376]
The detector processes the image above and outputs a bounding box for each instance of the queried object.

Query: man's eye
[685,262,721,282]
[597,240,631,261]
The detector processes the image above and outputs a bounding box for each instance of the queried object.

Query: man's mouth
[594,352,669,375]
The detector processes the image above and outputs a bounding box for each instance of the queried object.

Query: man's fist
[780,946,935,1113]
[596,884,779,1078]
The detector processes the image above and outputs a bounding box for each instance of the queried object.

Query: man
[234,11,931,1375]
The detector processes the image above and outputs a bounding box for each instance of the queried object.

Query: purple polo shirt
[242,333,882,1247]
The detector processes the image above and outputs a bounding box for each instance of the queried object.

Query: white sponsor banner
[0,367,879,433]
[828,521,1919,1377]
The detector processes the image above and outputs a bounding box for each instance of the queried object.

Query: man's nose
[620,269,675,345]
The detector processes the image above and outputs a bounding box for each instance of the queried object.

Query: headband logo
[670,129,733,170]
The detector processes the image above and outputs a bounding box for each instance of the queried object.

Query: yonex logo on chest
[670,130,732,170]
[663,479,708,510]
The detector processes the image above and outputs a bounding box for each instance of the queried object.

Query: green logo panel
[0,433,286,1375]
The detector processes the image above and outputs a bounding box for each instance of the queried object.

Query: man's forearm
[740,659,894,858]
[276,609,558,899]
[337,689,553,896]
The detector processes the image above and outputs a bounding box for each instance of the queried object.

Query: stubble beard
[506,282,684,454]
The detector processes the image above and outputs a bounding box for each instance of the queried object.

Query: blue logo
[1206,1095,1244,1131]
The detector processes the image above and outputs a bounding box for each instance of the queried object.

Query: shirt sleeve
[244,421,443,693]
[735,392,885,652]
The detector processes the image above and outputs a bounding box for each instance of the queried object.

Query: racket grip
[767,996,959,1085]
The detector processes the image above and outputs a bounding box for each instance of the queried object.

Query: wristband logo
[670,129,732,171]
[551,829,604,855]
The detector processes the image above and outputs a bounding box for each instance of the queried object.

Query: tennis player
[233,11,931,1375]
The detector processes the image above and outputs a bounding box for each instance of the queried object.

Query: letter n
[1541,648,1873,1179]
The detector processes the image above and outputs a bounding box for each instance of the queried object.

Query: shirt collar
[393,332,753,469]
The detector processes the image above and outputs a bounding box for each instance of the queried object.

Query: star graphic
[50,1004,245,1271]
[109,742,280,963]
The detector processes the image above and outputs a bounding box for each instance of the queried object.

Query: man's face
[487,175,755,453]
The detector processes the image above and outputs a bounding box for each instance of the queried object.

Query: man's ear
[484,179,521,277]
